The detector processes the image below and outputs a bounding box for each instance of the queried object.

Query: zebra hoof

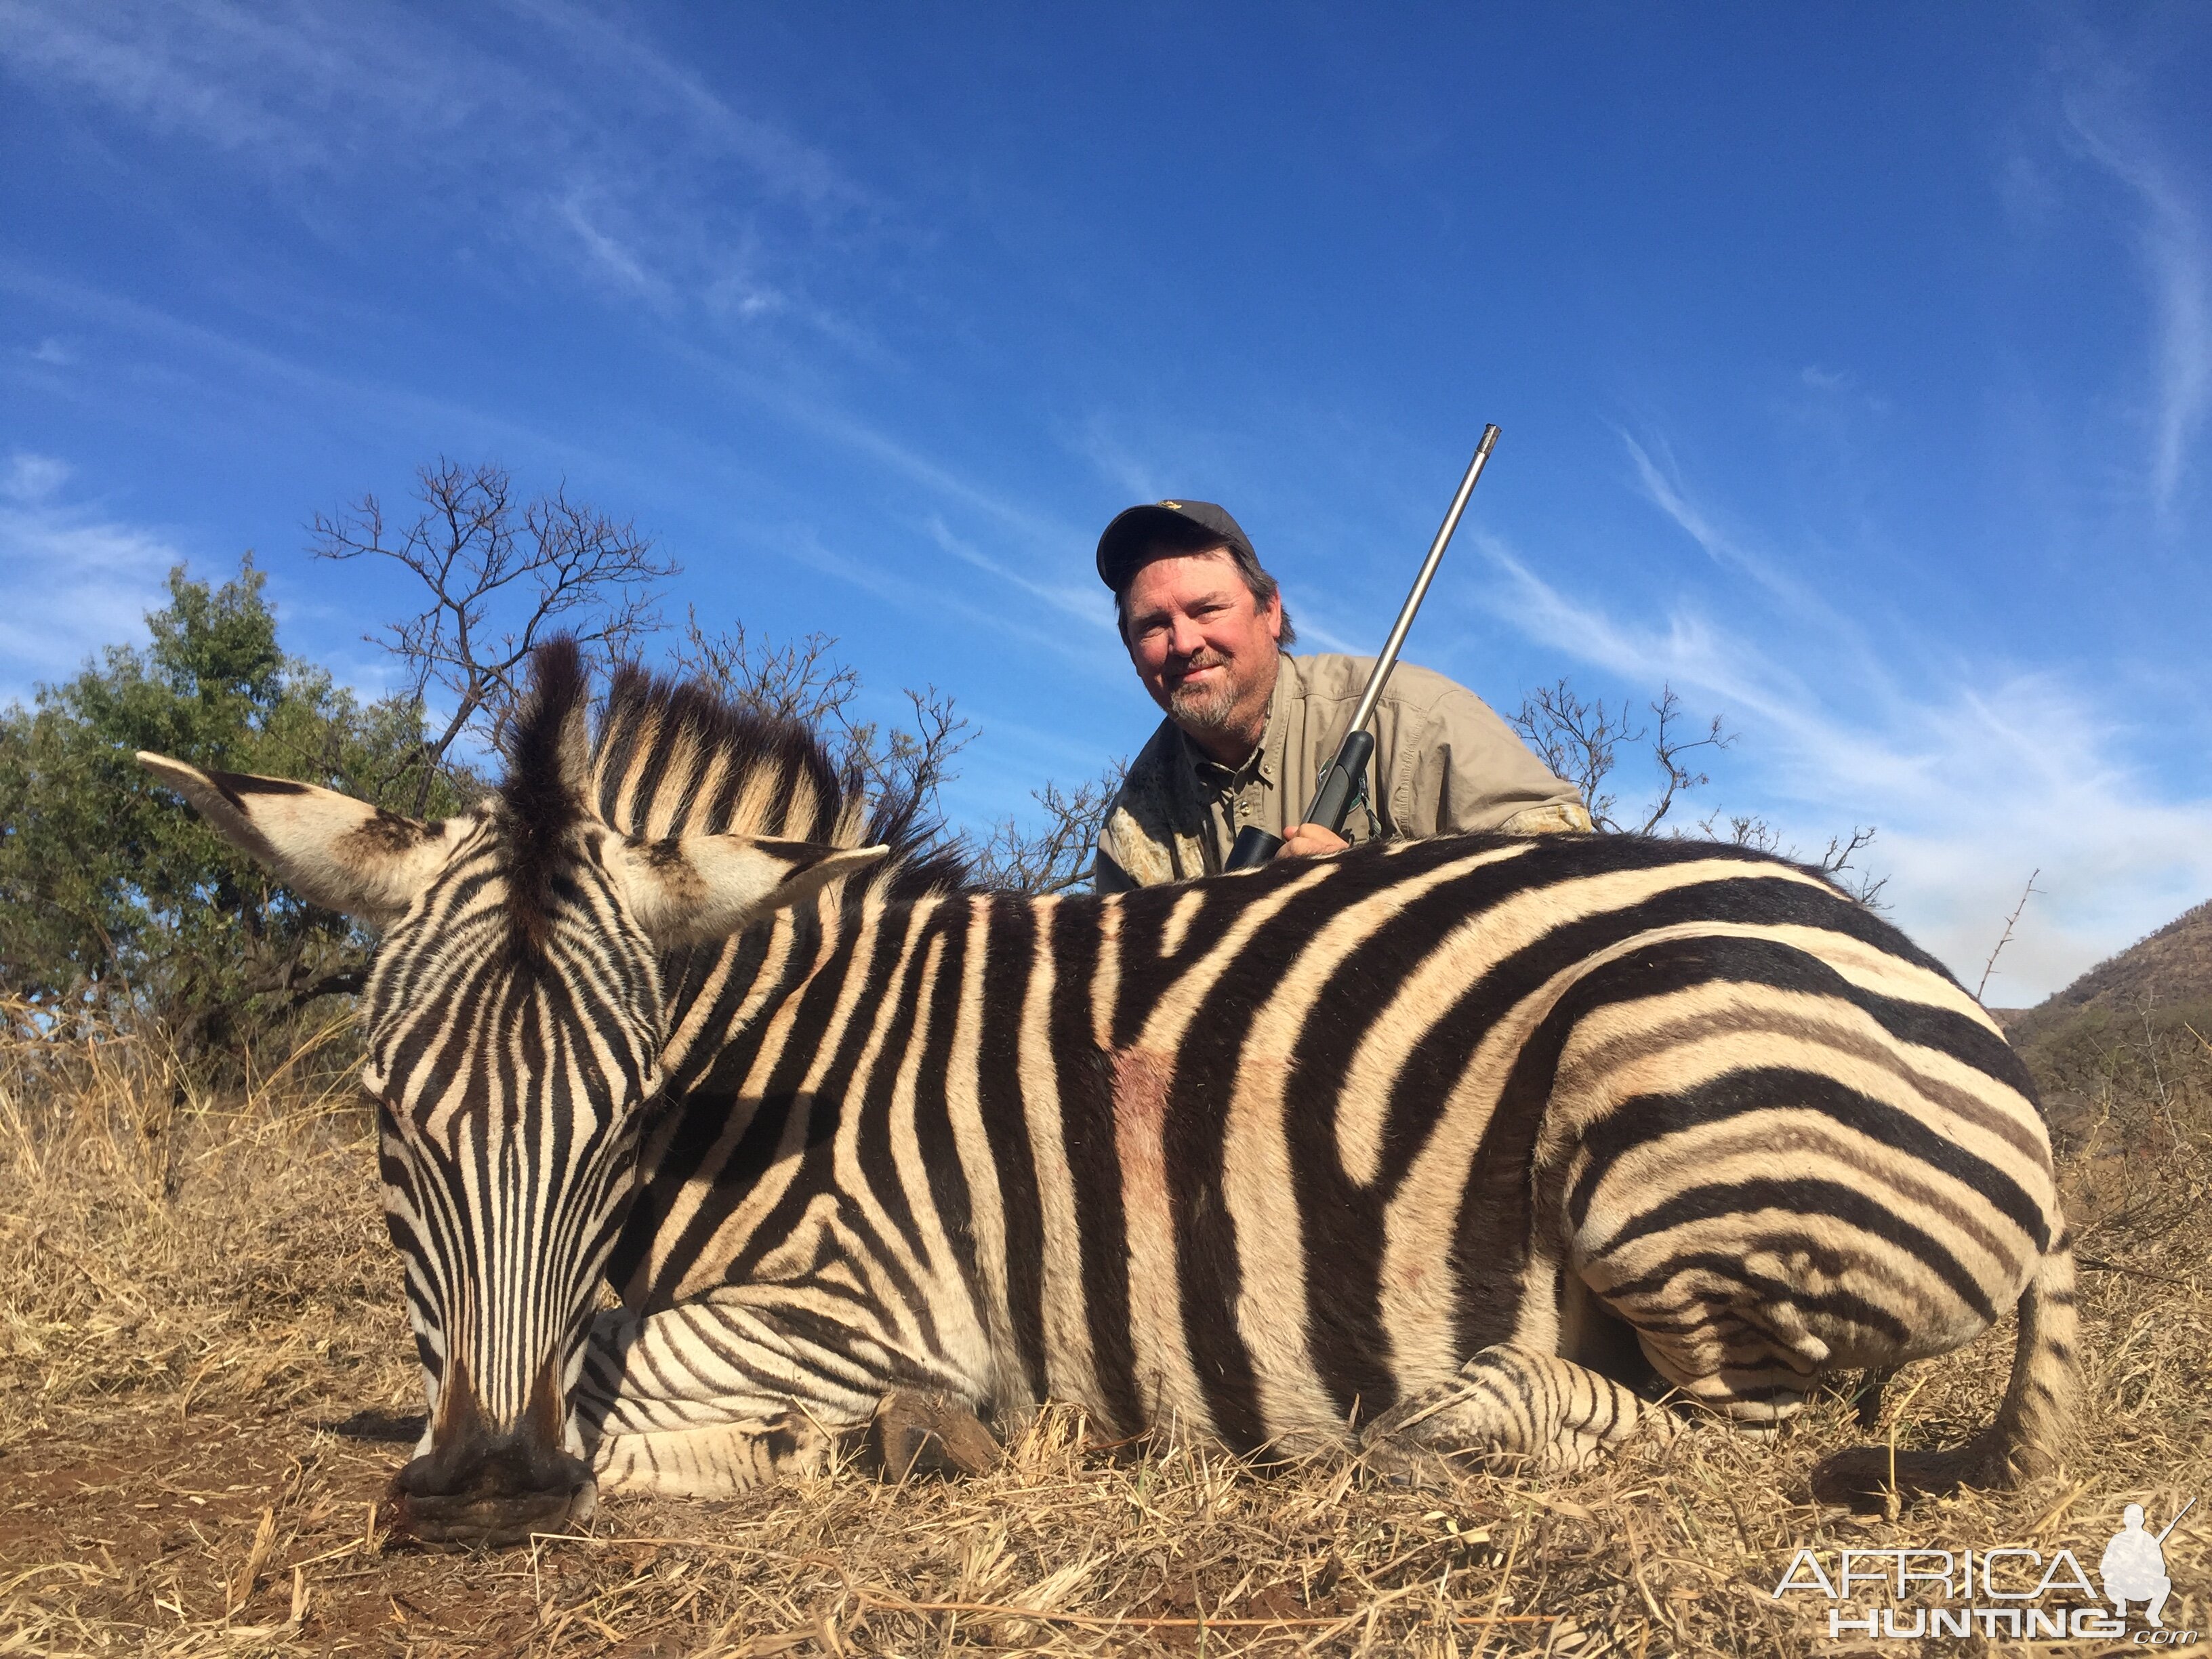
[865,1391,1002,1482]
[1355,1435,1467,1493]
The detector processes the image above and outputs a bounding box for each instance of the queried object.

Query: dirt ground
[2,1017,2206,1656]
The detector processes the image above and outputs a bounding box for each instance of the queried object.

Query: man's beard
[1165,653,1248,741]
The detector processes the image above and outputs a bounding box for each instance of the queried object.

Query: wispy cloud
[739,518,1125,684]
[1478,535,1795,718]
[4,1,1055,644]
[4,250,1120,702]
[1069,419,1168,504]
[0,452,183,703]
[0,261,616,478]
[2062,88,2212,523]
[508,0,868,217]
[1478,517,2212,1002]
[2,452,71,503]
[0,0,870,331]
[1618,430,1835,620]
[557,190,678,309]
[1,0,458,162]
[1285,617,1363,654]
[1795,364,1890,417]
[923,516,1102,628]
[670,340,1089,554]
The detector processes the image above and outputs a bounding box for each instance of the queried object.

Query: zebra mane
[498,642,972,907]
[499,638,592,961]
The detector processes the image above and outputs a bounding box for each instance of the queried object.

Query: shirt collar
[1176,653,1293,792]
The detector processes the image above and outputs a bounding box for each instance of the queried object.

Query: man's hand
[1276,822,1350,860]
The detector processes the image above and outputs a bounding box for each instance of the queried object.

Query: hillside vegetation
[1998,899,2212,1189]
[2006,897,2212,1038]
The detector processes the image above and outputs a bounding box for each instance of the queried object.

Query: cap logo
[1160,500,1181,509]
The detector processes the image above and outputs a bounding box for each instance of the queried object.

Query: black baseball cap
[1094,499,1258,590]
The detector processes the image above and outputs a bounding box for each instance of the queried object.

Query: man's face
[1122,547,1283,761]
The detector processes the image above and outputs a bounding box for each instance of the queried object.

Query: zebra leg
[575,1298,998,1498]
[1358,1343,1678,1484]
[1597,1269,1841,1432]
[1852,1368,1894,1431]
[592,1409,835,1497]
[592,1392,1001,1496]
[573,1300,869,1498]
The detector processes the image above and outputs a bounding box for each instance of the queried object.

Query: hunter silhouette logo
[2103,1499,2191,1630]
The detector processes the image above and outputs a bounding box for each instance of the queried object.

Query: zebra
[138,639,2078,1546]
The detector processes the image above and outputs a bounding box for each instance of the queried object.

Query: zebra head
[138,644,885,1545]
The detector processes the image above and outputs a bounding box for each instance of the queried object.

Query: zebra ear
[613,834,890,947]
[137,752,464,922]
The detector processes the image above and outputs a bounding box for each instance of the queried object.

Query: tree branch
[310,460,676,811]
[1975,869,2041,1003]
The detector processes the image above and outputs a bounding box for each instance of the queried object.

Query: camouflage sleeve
[1090,726,1202,888]
[1091,840,1136,894]
[1497,800,1595,836]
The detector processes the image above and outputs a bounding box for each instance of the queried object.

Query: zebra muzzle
[384,1354,594,1549]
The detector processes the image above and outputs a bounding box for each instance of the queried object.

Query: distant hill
[1997,897,2212,1042]
[1994,897,2212,1118]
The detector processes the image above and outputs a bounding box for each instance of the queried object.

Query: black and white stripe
[365,800,653,1456]
[563,660,2074,1498]
[146,644,2074,1504]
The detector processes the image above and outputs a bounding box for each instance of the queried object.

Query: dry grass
[2,1006,2206,1657]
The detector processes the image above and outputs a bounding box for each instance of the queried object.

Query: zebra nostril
[388,1439,593,1548]
[387,1350,589,1546]
[396,1435,589,1498]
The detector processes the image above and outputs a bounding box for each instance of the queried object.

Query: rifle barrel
[2155,1495,2195,1546]
[1305,424,1500,823]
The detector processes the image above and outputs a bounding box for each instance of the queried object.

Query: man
[2099,1504,2173,1629]
[1091,498,1591,892]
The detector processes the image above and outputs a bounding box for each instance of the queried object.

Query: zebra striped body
[575,669,2073,1497]
[141,646,2077,1534]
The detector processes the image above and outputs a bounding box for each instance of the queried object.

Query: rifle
[1223,424,1502,872]
[2156,1496,2195,1547]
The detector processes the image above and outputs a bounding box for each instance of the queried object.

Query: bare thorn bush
[973,763,1128,896]
[1509,676,1893,909]
[310,460,677,811]
[1510,680,1729,835]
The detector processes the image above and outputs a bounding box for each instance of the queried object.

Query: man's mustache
[1166,649,1227,681]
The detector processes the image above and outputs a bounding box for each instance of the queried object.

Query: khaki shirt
[1093,653,1591,891]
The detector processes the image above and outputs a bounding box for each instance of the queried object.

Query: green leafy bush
[0,557,474,1065]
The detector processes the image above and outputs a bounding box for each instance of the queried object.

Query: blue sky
[3,2,2208,1001]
